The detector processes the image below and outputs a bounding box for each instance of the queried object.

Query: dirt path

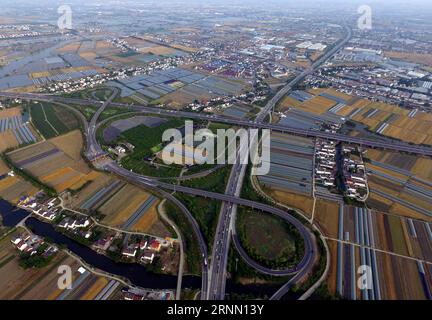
[40,103,60,136]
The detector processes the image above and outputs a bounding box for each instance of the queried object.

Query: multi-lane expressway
[104,162,316,296]
[2,23,432,300]
[69,88,212,299]
[75,86,315,300]
[86,88,119,160]
[207,23,352,300]
[2,91,432,156]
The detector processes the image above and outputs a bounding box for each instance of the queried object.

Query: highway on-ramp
[206,24,352,300]
[2,91,432,156]
[103,161,316,300]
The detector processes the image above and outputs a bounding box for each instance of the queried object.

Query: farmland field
[119,118,184,157]
[0,229,118,300]
[236,207,304,269]
[365,149,432,220]
[266,189,315,218]
[118,118,185,177]
[30,102,80,139]
[0,175,38,204]
[130,200,173,238]
[6,130,98,193]
[279,87,432,145]
[99,184,151,226]
[314,200,340,238]
[0,106,40,150]
[0,230,67,299]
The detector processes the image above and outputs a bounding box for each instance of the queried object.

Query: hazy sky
[1,0,431,14]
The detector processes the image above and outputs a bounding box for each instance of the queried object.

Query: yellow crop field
[99,184,150,223]
[0,160,9,175]
[371,110,393,122]
[389,203,427,221]
[0,131,18,152]
[79,52,97,60]
[365,149,388,162]
[69,171,101,190]
[399,192,431,211]
[337,96,432,144]
[0,176,19,191]
[139,45,176,55]
[8,141,54,163]
[280,95,302,108]
[54,173,86,193]
[130,201,160,233]
[391,116,413,128]
[336,105,356,117]
[30,71,51,79]
[399,131,427,144]
[266,189,314,218]
[360,117,381,130]
[368,102,407,115]
[349,99,371,109]
[422,135,432,146]
[326,240,339,295]
[410,121,432,134]
[49,130,83,161]
[0,107,21,119]
[411,158,432,180]
[325,88,352,101]
[382,125,404,137]
[95,40,113,49]
[298,96,336,115]
[109,197,147,226]
[384,51,432,67]
[415,112,432,121]
[367,163,409,182]
[171,44,198,53]
[314,200,339,238]
[368,192,394,206]
[368,180,401,197]
[41,167,75,183]
[352,106,372,121]
[380,124,427,145]
[0,179,38,204]
[307,88,324,95]
[79,277,108,300]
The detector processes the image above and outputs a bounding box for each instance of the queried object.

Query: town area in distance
[0,0,431,307]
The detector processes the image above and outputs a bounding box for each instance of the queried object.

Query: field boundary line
[41,103,60,136]
[325,237,432,265]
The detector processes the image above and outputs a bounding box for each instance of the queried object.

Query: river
[0,199,280,297]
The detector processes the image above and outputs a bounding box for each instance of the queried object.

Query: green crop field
[30,103,79,139]
[118,118,185,176]
[236,207,304,269]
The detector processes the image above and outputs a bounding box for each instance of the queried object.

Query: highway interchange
[3,24,432,301]
[206,24,354,300]
[2,91,432,156]
[7,86,320,300]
